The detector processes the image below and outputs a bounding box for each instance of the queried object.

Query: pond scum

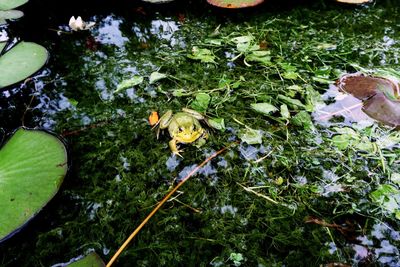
[1,0,400,266]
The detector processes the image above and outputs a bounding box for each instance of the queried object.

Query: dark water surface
[1,0,400,266]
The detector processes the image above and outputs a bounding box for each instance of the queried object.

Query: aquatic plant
[0,41,48,88]
[0,128,67,242]
[0,0,27,25]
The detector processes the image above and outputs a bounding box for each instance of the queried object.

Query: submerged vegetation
[1,0,400,266]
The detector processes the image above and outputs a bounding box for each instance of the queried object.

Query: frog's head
[174,124,204,143]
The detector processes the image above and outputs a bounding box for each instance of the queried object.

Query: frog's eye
[178,126,184,132]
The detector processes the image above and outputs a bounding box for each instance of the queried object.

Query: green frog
[155,108,208,157]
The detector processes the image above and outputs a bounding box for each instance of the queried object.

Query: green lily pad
[0,128,67,242]
[0,41,6,53]
[67,252,105,267]
[0,9,23,24]
[0,0,28,10]
[0,41,48,89]
[207,0,264,8]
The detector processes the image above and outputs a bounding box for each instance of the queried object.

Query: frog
[155,108,208,157]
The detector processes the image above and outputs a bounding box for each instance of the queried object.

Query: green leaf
[291,111,314,130]
[280,104,290,119]
[149,71,167,84]
[251,102,278,115]
[391,173,400,185]
[0,128,68,242]
[245,50,271,65]
[278,95,306,109]
[0,0,28,10]
[67,252,105,267]
[0,9,23,24]
[332,134,352,150]
[370,184,400,216]
[208,117,225,131]
[0,41,48,89]
[239,127,263,144]
[114,75,143,93]
[188,46,216,63]
[190,93,211,113]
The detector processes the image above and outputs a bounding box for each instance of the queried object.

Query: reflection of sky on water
[94,15,128,48]
[313,84,374,128]
[132,19,182,47]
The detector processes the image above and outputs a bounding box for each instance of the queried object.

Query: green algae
[1,0,400,266]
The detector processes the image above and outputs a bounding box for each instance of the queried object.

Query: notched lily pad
[207,0,264,8]
[0,9,23,24]
[0,41,48,89]
[337,73,396,100]
[336,73,400,127]
[0,128,68,242]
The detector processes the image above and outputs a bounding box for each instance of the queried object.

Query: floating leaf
[67,252,105,267]
[278,94,306,109]
[114,75,143,93]
[370,184,400,218]
[251,102,278,115]
[0,0,28,10]
[0,9,23,24]
[207,0,264,8]
[208,117,225,131]
[336,0,372,4]
[0,128,68,242]
[0,41,5,53]
[245,50,271,65]
[239,127,262,144]
[141,0,175,3]
[0,41,48,89]
[291,111,314,130]
[337,74,396,100]
[149,71,167,84]
[363,92,400,127]
[190,93,211,113]
[188,46,216,63]
[335,73,400,127]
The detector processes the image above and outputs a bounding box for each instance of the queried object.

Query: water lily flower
[68,16,95,31]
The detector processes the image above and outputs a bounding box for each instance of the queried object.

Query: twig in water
[106,142,236,267]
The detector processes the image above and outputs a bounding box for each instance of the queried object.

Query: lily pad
[363,92,400,127]
[67,252,105,267]
[207,0,264,8]
[0,0,28,10]
[0,128,68,242]
[336,73,400,127]
[336,0,372,4]
[0,9,23,24]
[0,41,6,53]
[337,74,396,100]
[0,41,48,89]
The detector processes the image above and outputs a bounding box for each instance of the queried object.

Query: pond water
[1,0,400,266]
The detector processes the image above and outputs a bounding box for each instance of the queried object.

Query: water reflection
[313,84,374,128]
[94,15,128,48]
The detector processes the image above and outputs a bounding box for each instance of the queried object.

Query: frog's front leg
[169,138,184,158]
[155,110,173,139]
